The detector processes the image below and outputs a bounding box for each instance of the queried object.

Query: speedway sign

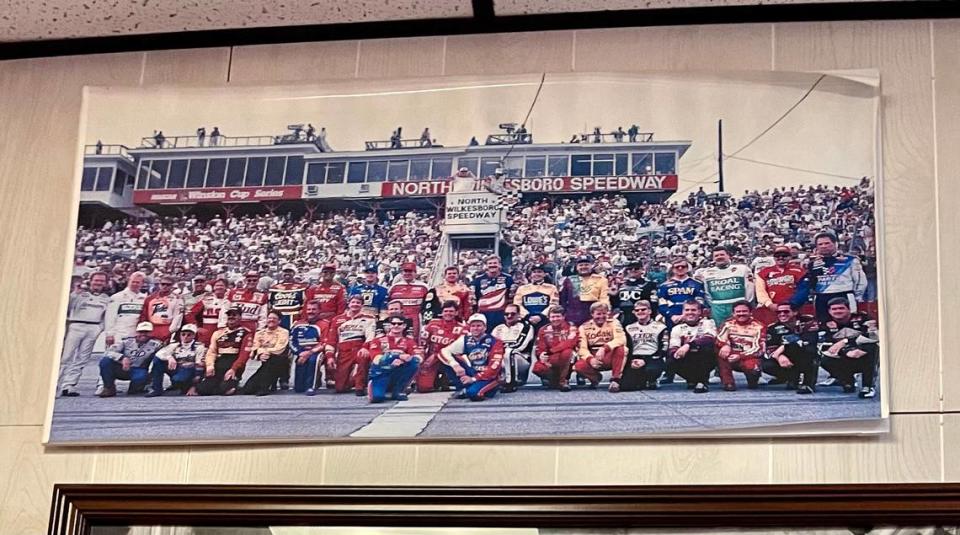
[444,192,502,225]
[382,174,678,197]
[133,186,303,204]
[442,174,508,226]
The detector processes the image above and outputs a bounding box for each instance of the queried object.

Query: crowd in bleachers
[73,210,442,293]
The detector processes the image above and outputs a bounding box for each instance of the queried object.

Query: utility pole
[717,119,725,193]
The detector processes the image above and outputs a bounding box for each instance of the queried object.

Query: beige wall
[1,20,959,534]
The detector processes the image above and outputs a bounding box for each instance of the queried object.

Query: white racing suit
[491,321,535,391]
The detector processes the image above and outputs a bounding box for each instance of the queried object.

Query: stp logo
[229,190,251,200]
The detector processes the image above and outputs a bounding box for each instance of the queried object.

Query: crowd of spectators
[73,210,442,295]
[71,179,877,303]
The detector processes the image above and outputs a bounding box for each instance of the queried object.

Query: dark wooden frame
[50,484,960,534]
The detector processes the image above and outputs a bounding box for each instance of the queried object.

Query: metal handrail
[84,144,131,158]
[572,131,655,143]
[139,134,324,149]
[364,139,444,151]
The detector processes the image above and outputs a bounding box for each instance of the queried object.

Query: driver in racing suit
[817,296,879,399]
[366,315,421,403]
[791,231,868,321]
[715,300,765,391]
[763,303,820,394]
[622,300,669,391]
[440,314,505,402]
[572,302,627,392]
[325,294,377,395]
[387,262,430,342]
[490,304,535,392]
[418,300,465,393]
[531,306,579,391]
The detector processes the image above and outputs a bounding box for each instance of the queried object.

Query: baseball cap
[467,313,488,325]
[225,304,243,315]
[193,274,205,281]
[576,255,594,264]
[135,321,154,332]
[180,324,198,334]
[321,263,336,272]
[774,246,791,255]
[363,263,378,273]
[244,270,259,277]
[281,263,297,273]
[530,264,547,272]
[627,261,643,269]
[401,262,417,271]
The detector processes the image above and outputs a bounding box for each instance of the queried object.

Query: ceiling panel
[0,0,471,42]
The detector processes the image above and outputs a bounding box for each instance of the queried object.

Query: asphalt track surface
[49,357,881,444]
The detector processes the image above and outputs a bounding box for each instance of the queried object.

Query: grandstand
[78,125,688,217]
[74,124,876,302]
[75,125,689,282]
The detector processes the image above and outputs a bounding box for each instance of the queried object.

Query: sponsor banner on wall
[301,183,383,199]
[133,186,302,204]
[382,174,678,197]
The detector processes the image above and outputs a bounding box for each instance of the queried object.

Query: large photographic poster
[45,71,885,445]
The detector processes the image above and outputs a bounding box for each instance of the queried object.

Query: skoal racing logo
[709,277,744,293]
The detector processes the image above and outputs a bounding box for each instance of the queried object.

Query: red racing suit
[755,265,805,325]
[325,311,377,392]
[417,318,465,392]
[367,335,421,377]
[188,294,229,345]
[226,288,269,334]
[309,281,346,321]
[387,280,430,340]
[139,292,183,342]
[532,321,579,388]
[715,318,766,387]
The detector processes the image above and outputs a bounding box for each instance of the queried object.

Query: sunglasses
[776,310,793,315]
[159,282,172,286]
[774,254,791,258]
[390,321,406,326]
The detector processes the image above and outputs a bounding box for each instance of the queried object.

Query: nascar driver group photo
[57,226,879,408]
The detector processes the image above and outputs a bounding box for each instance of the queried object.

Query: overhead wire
[674,74,829,197]
[725,155,864,181]
[501,72,547,166]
